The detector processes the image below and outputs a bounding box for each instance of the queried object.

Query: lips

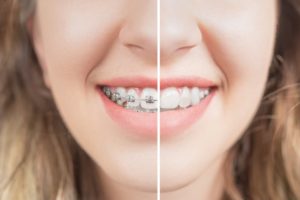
[96,76,217,138]
[98,76,216,88]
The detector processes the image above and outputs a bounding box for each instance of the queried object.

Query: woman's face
[32,0,158,192]
[31,0,278,194]
[160,0,278,192]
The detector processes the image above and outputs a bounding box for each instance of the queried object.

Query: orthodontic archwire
[102,86,157,105]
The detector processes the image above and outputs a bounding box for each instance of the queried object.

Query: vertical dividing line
[156,0,161,199]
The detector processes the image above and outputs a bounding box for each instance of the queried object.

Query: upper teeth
[141,88,157,110]
[101,86,210,112]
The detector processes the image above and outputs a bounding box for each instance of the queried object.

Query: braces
[102,86,211,113]
[102,86,157,106]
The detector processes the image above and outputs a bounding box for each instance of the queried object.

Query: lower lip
[97,88,216,139]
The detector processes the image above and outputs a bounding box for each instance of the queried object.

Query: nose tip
[160,23,202,63]
[160,31,200,61]
[118,0,157,63]
[118,1,202,64]
[160,4,202,63]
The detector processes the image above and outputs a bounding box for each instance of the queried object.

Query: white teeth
[101,86,212,112]
[115,87,127,105]
[191,87,200,105]
[179,87,191,108]
[199,89,206,100]
[204,89,209,96]
[140,88,157,110]
[126,88,139,108]
[161,87,180,109]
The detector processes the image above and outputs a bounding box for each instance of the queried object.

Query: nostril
[175,44,197,52]
[125,43,144,51]
[161,44,197,59]
[119,23,157,60]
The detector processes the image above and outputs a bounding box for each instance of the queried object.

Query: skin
[31,0,157,200]
[30,0,278,199]
[160,0,278,199]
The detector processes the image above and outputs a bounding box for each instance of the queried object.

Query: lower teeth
[100,86,210,113]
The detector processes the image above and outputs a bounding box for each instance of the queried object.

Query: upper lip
[97,76,218,89]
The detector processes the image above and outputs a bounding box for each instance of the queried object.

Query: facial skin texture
[31,0,278,199]
[160,0,278,199]
[31,1,157,200]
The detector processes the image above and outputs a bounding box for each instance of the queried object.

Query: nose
[119,1,202,64]
[119,1,157,63]
[160,2,202,63]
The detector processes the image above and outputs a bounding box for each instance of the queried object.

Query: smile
[96,76,217,137]
[99,86,211,112]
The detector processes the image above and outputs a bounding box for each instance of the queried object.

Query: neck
[161,156,225,200]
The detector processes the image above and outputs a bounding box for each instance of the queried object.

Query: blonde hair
[223,0,300,199]
[0,0,299,200]
[0,0,100,199]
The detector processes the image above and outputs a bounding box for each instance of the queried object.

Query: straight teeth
[100,86,211,112]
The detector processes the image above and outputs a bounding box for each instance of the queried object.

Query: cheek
[34,0,128,152]
[34,1,128,166]
[34,2,126,136]
[34,4,123,146]
[36,1,125,87]
[202,2,277,124]
[202,3,277,87]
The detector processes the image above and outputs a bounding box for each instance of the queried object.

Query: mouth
[95,76,217,138]
[97,85,213,113]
